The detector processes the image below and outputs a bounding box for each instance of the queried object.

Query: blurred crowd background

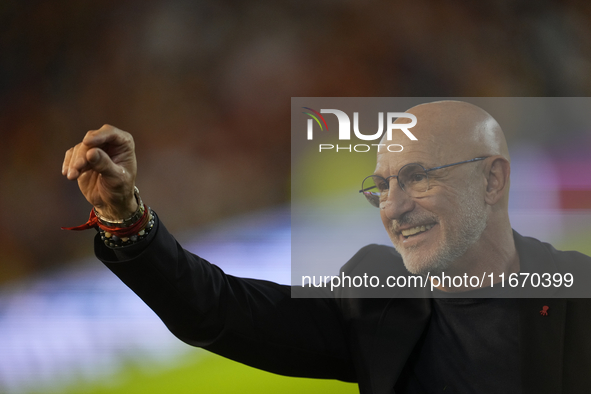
[2,0,591,283]
[1,1,591,393]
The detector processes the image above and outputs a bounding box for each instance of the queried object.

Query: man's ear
[484,156,510,205]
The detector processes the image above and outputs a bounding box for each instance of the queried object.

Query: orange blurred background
[2,0,591,283]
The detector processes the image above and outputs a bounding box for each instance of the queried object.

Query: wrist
[94,203,137,222]
[94,186,142,227]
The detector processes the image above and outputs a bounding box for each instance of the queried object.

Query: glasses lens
[360,175,388,208]
[398,164,429,195]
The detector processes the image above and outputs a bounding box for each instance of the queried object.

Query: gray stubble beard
[391,193,488,277]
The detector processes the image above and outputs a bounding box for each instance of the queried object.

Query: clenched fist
[62,125,138,221]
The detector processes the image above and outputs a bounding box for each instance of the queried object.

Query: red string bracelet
[62,203,150,237]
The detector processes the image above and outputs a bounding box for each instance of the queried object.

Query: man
[62,101,591,393]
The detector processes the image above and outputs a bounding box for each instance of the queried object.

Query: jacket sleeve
[95,215,356,382]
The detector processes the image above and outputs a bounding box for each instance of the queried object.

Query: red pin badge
[539,306,549,316]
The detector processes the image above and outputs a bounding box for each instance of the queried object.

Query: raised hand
[62,125,138,221]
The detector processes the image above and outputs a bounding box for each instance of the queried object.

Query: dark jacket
[97,217,591,393]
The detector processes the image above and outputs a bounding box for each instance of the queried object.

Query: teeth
[401,224,434,237]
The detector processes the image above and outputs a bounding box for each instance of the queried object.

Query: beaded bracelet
[99,208,156,248]
[62,187,157,248]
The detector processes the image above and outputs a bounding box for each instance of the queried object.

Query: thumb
[86,147,119,177]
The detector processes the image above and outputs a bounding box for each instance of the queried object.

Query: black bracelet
[99,208,156,249]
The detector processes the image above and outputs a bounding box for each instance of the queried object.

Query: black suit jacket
[97,218,591,393]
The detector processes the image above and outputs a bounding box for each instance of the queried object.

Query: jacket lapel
[514,231,566,393]
[519,298,566,394]
[369,293,431,393]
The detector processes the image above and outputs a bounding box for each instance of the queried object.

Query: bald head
[384,100,510,163]
[376,100,512,208]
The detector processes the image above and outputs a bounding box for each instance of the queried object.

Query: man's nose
[381,181,415,220]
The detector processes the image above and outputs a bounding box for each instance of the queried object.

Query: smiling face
[377,150,489,275]
[378,164,489,276]
[376,101,507,276]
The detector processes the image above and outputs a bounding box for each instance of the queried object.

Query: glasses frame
[359,156,489,207]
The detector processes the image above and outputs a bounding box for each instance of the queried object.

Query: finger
[62,148,73,176]
[65,126,114,179]
[86,147,122,179]
[69,141,97,180]
[66,144,82,180]
[82,125,131,149]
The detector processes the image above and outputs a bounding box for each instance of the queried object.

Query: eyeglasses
[359,157,489,208]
